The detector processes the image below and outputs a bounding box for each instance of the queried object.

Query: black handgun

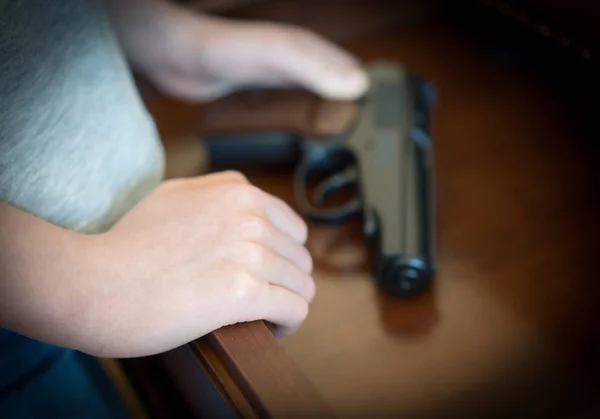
[203,62,437,298]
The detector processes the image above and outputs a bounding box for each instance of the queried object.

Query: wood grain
[194,321,338,419]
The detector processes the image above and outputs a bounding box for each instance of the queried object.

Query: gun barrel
[202,131,300,170]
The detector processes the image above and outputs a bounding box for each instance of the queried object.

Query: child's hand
[107,0,369,101]
[80,171,314,358]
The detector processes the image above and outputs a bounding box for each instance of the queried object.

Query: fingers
[258,192,308,244]
[235,241,315,302]
[251,284,310,337]
[238,214,312,273]
[232,182,308,245]
[184,171,316,333]
[188,15,370,101]
[188,171,308,245]
[268,27,370,100]
[264,223,313,274]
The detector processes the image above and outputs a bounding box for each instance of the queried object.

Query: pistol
[203,62,437,298]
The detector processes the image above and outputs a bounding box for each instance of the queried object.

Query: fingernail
[319,67,369,100]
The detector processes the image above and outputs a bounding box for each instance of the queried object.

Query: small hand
[81,171,314,358]
[110,1,369,101]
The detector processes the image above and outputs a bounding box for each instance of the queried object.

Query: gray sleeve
[0,0,165,233]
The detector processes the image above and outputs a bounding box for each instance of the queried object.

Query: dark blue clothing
[0,330,127,418]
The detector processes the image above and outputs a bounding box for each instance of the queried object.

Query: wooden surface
[141,7,600,419]
[279,26,600,418]
[193,321,337,418]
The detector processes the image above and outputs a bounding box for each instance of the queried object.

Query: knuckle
[240,215,271,241]
[229,270,261,304]
[234,184,262,208]
[242,242,271,268]
[221,170,248,184]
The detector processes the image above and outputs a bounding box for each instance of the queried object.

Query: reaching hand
[108,0,369,101]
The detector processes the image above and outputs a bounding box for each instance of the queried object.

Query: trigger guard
[294,160,362,224]
[313,167,359,207]
[304,198,362,224]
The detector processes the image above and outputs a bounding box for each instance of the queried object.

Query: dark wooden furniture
[122,2,600,418]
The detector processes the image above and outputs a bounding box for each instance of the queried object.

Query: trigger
[312,167,358,207]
